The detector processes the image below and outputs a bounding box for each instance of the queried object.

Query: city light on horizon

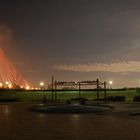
[109,80,113,89]
[8,84,12,89]
[40,82,44,86]
[109,81,113,85]
[26,86,30,90]
[5,81,9,85]
[0,83,3,87]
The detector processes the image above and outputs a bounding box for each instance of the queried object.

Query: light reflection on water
[0,105,11,116]
[70,114,80,123]
[4,106,10,114]
[71,114,80,120]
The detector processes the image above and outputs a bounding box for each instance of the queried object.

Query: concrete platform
[30,103,111,113]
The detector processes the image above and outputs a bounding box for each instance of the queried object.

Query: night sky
[0,0,140,87]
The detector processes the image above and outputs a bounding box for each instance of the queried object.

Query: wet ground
[0,102,140,140]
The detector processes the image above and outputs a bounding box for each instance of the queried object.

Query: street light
[40,82,45,90]
[109,80,113,89]
[5,81,9,85]
[26,86,30,90]
[8,84,12,89]
[40,82,44,86]
[5,81,10,88]
[0,83,3,88]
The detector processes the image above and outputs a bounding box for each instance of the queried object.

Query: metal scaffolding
[51,78,107,104]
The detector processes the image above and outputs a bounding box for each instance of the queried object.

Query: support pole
[51,76,54,102]
[79,82,81,98]
[96,78,100,105]
[104,81,107,104]
[54,80,57,102]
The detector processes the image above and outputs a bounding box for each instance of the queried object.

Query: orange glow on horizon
[0,48,29,88]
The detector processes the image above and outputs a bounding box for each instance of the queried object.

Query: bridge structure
[0,48,28,89]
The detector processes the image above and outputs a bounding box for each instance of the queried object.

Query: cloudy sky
[0,0,140,87]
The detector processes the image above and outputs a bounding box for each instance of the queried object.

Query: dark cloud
[0,1,140,87]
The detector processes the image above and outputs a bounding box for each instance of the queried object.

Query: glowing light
[31,87,35,90]
[0,83,3,87]
[40,82,44,86]
[5,81,9,85]
[8,84,12,89]
[109,81,113,85]
[109,80,113,89]
[26,86,30,90]
[20,85,23,88]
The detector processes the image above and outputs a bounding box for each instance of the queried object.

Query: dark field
[0,89,139,102]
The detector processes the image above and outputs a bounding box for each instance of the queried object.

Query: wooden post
[54,80,57,102]
[97,78,100,105]
[104,81,107,104]
[51,76,54,102]
[79,82,81,98]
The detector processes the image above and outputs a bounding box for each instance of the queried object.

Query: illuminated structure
[0,48,28,89]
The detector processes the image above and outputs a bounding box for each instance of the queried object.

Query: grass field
[0,89,139,102]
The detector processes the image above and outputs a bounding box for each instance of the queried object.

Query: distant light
[26,86,30,90]
[20,85,23,88]
[109,81,113,85]
[0,83,3,87]
[40,82,44,86]
[31,87,35,90]
[8,84,12,89]
[5,81,9,85]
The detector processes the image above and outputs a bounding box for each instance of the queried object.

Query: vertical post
[79,82,81,98]
[104,81,107,104]
[55,80,57,102]
[51,76,54,102]
[97,78,100,105]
